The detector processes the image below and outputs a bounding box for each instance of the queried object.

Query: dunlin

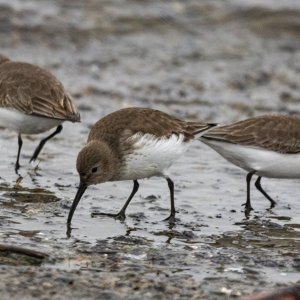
[201,115,300,212]
[67,107,216,225]
[0,54,80,173]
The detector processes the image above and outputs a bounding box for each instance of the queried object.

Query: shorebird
[0,54,80,173]
[201,114,300,212]
[67,107,216,225]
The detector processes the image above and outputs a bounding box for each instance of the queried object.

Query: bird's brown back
[88,107,214,157]
[202,114,300,153]
[0,61,80,122]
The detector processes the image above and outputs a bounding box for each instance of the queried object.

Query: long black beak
[67,182,87,224]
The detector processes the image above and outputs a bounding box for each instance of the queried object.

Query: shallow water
[0,0,299,298]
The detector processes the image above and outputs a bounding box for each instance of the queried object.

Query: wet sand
[0,0,299,299]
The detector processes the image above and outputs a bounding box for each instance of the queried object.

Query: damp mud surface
[0,0,300,299]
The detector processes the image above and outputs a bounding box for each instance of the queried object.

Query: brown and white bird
[201,115,300,212]
[0,54,80,173]
[67,107,216,225]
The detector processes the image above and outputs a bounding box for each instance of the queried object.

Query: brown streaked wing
[88,107,214,151]
[0,62,80,122]
[202,115,300,153]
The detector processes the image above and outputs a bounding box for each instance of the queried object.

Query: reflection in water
[214,219,300,251]
[0,184,60,204]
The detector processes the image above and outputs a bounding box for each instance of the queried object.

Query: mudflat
[0,0,299,299]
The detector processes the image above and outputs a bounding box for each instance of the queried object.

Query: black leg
[92,180,139,221]
[255,176,276,209]
[163,177,176,223]
[15,134,23,174]
[244,171,256,212]
[29,125,63,163]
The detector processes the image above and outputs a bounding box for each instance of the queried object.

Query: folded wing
[0,62,80,122]
[202,115,300,154]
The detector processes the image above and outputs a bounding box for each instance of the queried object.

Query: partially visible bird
[201,114,300,213]
[0,54,80,173]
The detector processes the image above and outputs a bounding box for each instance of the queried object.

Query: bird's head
[76,140,117,186]
[67,140,118,225]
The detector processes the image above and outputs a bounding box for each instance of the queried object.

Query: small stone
[42,282,53,289]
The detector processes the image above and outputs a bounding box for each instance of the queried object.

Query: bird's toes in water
[269,200,277,209]
[14,163,21,174]
[241,202,254,211]
[244,206,254,219]
[266,201,277,214]
[14,175,23,187]
[66,224,73,238]
[29,156,35,164]
[32,164,40,174]
[163,214,177,224]
[29,152,41,164]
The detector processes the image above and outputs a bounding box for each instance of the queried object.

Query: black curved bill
[67,182,87,224]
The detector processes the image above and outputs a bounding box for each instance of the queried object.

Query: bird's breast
[0,107,63,134]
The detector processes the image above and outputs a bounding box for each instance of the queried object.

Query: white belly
[0,108,63,134]
[119,133,189,180]
[202,139,300,179]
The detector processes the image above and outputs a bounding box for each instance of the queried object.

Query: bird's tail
[186,122,218,137]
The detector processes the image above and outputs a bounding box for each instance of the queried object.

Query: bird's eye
[91,167,98,173]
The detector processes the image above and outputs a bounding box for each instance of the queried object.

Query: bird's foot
[242,203,254,211]
[32,164,40,173]
[29,157,40,169]
[91,211,126,221]
[266,201,277,214]
[242,204,254,219]
[29,152,39,164]
[269,200,277,209]
[14,175,23,188]
[14,163,20,175]
[163,214,176,224]
[66,224,72,238]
